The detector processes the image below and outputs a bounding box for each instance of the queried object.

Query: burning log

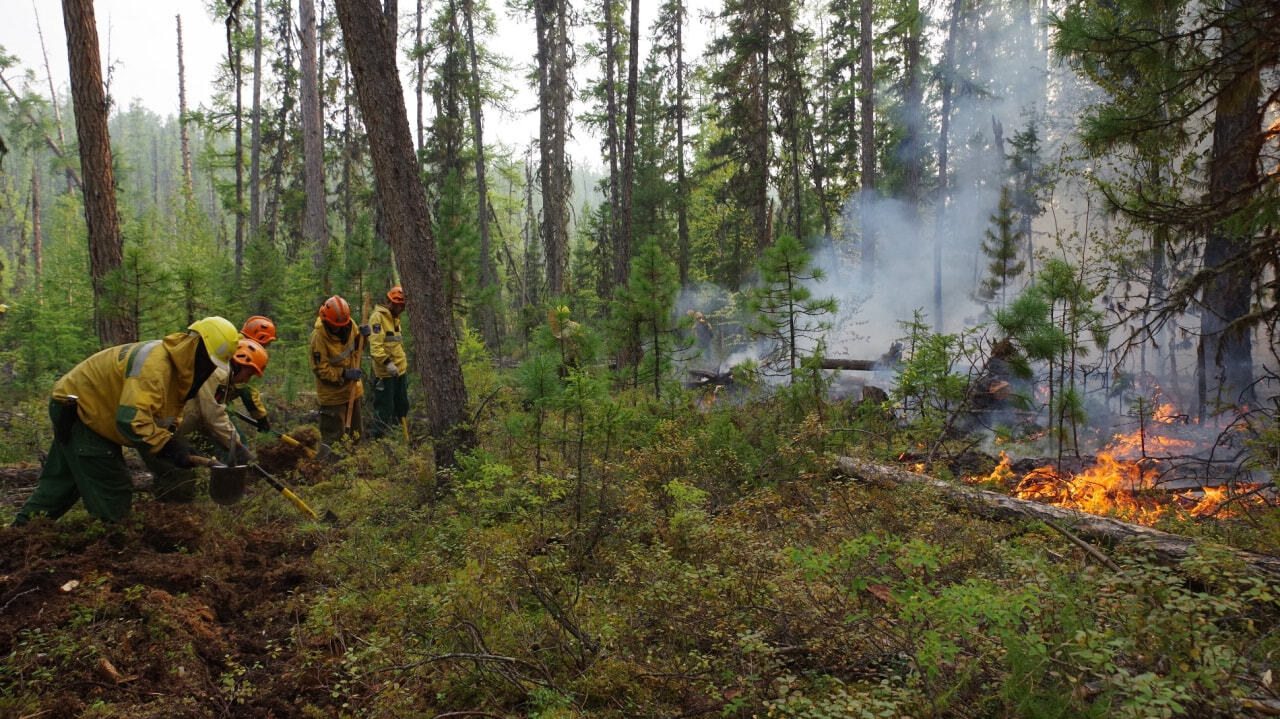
[836,455,1280,581]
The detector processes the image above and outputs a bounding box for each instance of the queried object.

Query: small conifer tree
[745,234,837,381]
[978,184,1026,308]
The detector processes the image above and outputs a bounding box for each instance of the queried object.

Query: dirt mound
[0,502,337,717]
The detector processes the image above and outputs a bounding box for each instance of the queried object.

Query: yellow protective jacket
[52,332,203,455]
[310,316,364,405]
[178,367,240,451]
[368,304,408,378]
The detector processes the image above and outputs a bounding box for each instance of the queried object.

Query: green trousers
[319,402,363,447]
[13,401,134,525]
[370,374,409,438]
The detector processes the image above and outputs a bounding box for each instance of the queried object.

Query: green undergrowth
[277,392,1279,717]
[2,385,1278,717]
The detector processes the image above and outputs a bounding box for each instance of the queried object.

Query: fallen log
[819,358,879,371]
[836,455,1280,581]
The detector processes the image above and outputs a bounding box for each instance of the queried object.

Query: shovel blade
[209,464,249,505]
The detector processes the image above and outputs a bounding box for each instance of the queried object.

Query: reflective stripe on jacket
[310,316,364,405]
[51,332,202,454]
[368,304,408,378]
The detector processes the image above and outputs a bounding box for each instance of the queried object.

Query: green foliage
[977,184,1026,307]
[891,310,976,449]
[996,258,1107,455]
[615,236,687,398]
[744,234,837,380]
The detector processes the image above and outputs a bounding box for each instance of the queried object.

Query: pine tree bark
[671,2,689,287]
[335,0,473,466]
[63,0,135,345]
[1199,0,1259,412]
[932,0,961,332]
[858,0,875,280]
[31,165,43,288]
[617,0,638,291]
[250,0,264,233]
[176,15,193,196]
[604,0,621,296]
[535,0,571,296]
[301,0,329,271]
[463,0,500,351]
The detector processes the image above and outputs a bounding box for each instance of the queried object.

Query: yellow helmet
[188,316,239,370]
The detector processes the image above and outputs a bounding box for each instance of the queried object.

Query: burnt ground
[0,433,346,718]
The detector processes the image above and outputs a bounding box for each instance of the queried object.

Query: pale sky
[4,1,716,166]
[6,0,223,117]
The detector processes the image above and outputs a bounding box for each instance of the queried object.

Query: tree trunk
[415,0,424,152]
[34,4,77,195]
[932,0,960,332]
[615,0,641,371]
[604,0,621,296]
[31,164,43,290]
[63,0,135,345]
[301,0,329,271]
[250,0,263,234]
[233,30,245,281]
[836,456,1280,581]
[463,0,500,352]
[858,0,875,281]
[335,0,473,467]
[535,0,571,296]
[673,1,689,287]
[1199,0,1259,413]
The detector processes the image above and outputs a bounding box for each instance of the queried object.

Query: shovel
[188,455,249,505]
[230,410,328,458]
[247,463,339,523]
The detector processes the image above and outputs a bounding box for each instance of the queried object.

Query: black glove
[343,368,363,381]
[358,324,372,337]
[232,443,255,465]
[158,436,196,468]
[255,415,271,433]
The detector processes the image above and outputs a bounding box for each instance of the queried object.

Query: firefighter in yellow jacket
[235,315,277,433]
[177,339,270,462]
[310,295,369,445]
[12,317,240,525]
[368,286,409,438]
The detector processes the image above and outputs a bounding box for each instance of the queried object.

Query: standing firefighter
[236,315,277,433]
[12,317,240,525]
[369,286,410,438]
[169,338,270,487]
[310,295,368,446]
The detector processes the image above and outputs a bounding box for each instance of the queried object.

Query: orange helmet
[231,338,269,377]
[240,315,276,346]
[387,286,406,305]
[319,295,352,326]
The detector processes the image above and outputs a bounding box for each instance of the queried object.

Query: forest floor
[1,402,1277,718]
[0,435,348,717]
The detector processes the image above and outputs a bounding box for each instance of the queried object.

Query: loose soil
[0,435,345,718]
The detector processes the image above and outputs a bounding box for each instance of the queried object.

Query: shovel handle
[279,433,318,459]
[250,464,320,521]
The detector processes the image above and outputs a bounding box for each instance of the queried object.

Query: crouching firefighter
[12,317,240,525]
[160,338,271,500]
